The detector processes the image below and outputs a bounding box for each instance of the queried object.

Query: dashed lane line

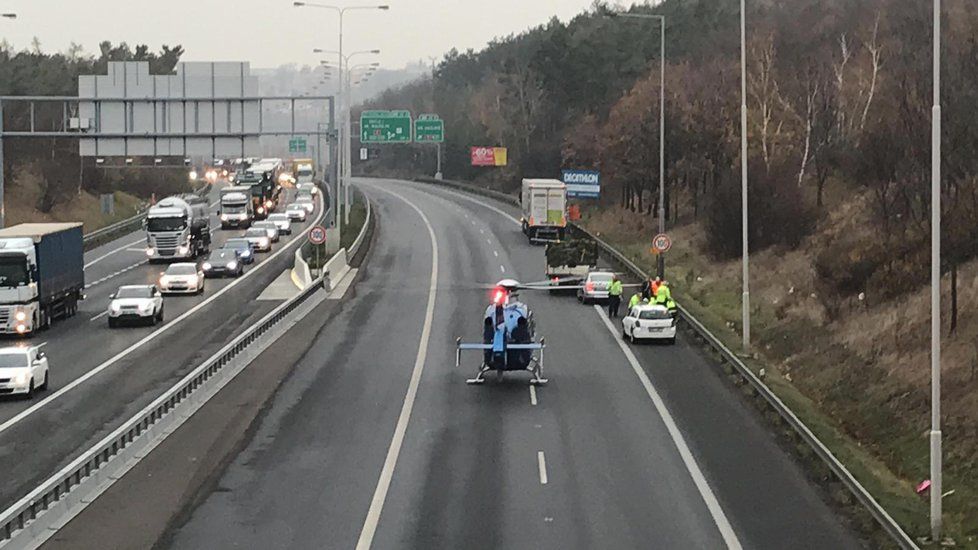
[538,451,548,485]
[529,385,538,406]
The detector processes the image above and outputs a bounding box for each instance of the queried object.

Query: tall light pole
[929,0,942,542]
[294,2,388,247]
[607,10,666,277]
[319,51,380,224]
[0,12,16,228]
[740,0,750,352]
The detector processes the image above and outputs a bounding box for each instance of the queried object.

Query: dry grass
[5,170,144,232]
[581,192,978,544]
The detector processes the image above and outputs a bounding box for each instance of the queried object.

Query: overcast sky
[0,0,614,70]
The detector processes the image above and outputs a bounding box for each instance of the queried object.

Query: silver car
[252,221,281,242]
[577,271,615,304]
[267,213,292,235]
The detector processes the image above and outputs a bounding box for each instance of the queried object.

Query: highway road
[166,177,863,549]
[0,183,322,514]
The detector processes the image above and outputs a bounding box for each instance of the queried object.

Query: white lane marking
[593,306,743,549]
[486,238,491,244]
[537,451,548,485]
[409,182,521,226]
[500,265,506,273]
[493,250,499,257]
[89,311,109,322]
[529,385,537,406]
[84,239,144,269]
[355,184,439,550]
[479,228,485,234]
[84,261,142,290]
[0,197,326,438]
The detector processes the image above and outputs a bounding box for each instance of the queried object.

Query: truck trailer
[0,223,85,335]
[145,194,212,262]
[521,178,567,242]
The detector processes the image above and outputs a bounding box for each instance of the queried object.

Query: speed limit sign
[309,225,327,245]
[652,233,672,253]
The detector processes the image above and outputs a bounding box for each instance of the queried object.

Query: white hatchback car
[286,203,308,222]
[0,345,49,397]
[159,263,205,294]
[252,221,281,242]
[266,213,293,235]
[621,304,677,344]
[294,196,315,214]
[108,285,164,327]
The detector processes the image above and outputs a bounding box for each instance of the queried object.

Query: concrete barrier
[291,248,313,290]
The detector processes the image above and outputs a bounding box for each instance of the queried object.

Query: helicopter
[455,279,550,385]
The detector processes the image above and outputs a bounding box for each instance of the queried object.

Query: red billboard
[470,146,507,166]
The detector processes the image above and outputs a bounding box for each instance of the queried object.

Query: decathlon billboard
[562,169,600,198]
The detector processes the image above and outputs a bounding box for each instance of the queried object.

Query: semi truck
[219,186,254,229]
[520,178,567,242]
[239,165,282,220]
[145,194,212,262]
[0,223,85,335]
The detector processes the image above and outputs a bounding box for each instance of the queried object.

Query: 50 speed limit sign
[309,225,327,245]
[652,233,672,254]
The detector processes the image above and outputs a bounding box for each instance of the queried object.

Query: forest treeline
[0,40,189,213]
[359,0,978,320]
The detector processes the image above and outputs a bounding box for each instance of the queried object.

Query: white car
[252,221,281,242]
[159,263,205,295]
[297,182,318,196]
[108,285,164,327]
[0,345,49,397]
[622,304,677,344]
[266,213,293,235]
[244,228,272,252]
[577,270,615,304]
[294,196,315,214]
[286,203,308,222]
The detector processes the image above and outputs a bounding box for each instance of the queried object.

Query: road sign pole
[436,142,442,180]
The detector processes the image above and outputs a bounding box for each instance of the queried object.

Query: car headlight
[178,245,190,255]
[15,325,26,334]
[257,206,265,214]
[139,302,154,312]
[220,214,229,221]
[227,261,237,270]
[14,310,27,322]
[259,238,269,247]
[265,200,273,208]
[110,303,121,313]
[189,171,198,180]
[14,372,28,385]
[202,262,213,270]
[146,248,155,256]
[241,250,251,257]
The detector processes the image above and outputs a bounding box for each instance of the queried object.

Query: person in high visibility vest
[608,275,624,318]
[628,292,642,310]
[655,280,677,311]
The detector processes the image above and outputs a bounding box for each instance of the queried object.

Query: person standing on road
[642,276,661,301]
[608,275,623,318]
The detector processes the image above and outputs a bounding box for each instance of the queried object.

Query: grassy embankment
[579,186,978,546]
[5,171,145,232]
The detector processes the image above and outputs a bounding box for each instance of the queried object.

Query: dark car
[202,249,244,277]
[221,238,255,264]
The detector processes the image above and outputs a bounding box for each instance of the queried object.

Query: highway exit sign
[414,114,444,143]
[360,110,412,143]
[289,137,307,153]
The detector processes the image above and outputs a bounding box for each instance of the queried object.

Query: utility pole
[929,0,943,542]
[740,0,751,352]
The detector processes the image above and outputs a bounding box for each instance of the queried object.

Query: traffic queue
[0,160,319,400]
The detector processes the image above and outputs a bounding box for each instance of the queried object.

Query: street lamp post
[740,0,750,352]
[607,11,666,278]
[929,0,943,543]
[294,2,388,246]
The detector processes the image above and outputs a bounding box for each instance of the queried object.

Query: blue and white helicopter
[455,278,551,385]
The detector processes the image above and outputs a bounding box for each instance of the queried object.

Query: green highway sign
[360,110,412,143]
[414,114,444,143]
[289,137,307,153]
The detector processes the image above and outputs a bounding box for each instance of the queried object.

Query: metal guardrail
[81,183,212,251]
[413,175,918,550]
[0,190,369,549]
